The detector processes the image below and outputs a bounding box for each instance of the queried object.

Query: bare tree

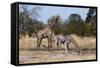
[19,5,41,37]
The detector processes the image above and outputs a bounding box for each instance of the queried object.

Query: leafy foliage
[19,6,96,37]
[19,5,44,37]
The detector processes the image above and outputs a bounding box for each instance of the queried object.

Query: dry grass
[19,35,96,64]
[71,34,96,49]
[19,34,96,49]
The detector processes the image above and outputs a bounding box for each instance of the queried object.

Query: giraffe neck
[50,16,59,29]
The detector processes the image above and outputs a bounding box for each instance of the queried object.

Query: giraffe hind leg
[37,38,42,49]
[66,42,71,54]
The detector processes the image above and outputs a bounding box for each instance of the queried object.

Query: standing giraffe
[51,33,80,55]
[43,31,80,55]
[56,34,80,55]
[36,15,60,49]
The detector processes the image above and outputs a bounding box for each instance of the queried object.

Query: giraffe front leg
[37,37,42,48]
[66,40,71,54]
[64,42,69,56]
[57,40,61,55]
[48,36,52,48]
[64,44,68,55]
[48,37,51,50]
[37,37,39,48]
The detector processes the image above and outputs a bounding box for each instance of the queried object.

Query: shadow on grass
[19,48,96,51]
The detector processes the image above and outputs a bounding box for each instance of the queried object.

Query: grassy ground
[19,34,96,64]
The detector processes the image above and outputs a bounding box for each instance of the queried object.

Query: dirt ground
[19,49,96,64]
[19,35,96,64]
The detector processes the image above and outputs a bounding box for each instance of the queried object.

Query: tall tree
[19,5,41,36]
[68,14,83,23]
[65,14,87,36]
[85,8,96,26]
[85,8,96,36]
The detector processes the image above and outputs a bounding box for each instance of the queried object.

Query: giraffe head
[49,15,60,29]
[53,15,59,23]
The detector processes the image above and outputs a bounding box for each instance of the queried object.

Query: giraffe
[50,32,80,55]
[36,15,60,49]
[56,34,80,55]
